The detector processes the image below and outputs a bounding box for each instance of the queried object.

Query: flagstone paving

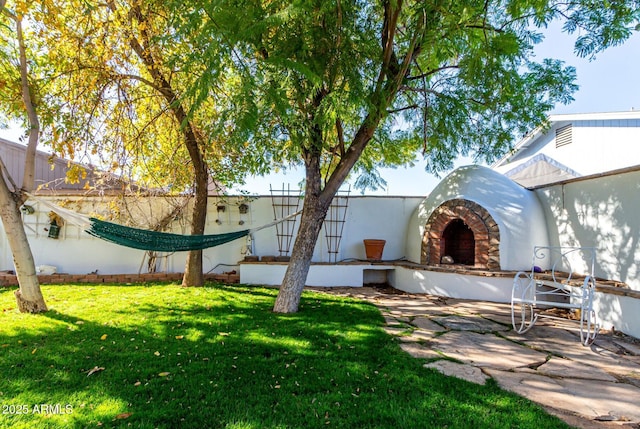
[315,286,640,429]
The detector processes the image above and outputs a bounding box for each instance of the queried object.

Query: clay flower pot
[363,239,386,261]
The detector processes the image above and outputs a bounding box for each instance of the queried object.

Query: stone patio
[315,286,640,429]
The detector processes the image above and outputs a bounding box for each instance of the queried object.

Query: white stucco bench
[511,246,599,346]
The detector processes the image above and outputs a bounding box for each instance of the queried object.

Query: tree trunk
[272,182,330,313]
[1,15,47,313]
[117,1,210,287]
[177,102,209,287]
[273,143,334,313]
[0,172,47,313]
[273,105,385,313]
[182,169,208,287]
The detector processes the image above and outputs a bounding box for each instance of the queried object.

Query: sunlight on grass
[0,284,570,428]
[244,331,314,352]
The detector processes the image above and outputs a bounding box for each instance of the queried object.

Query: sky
[2,20,639,197]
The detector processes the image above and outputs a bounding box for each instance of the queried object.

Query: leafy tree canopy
[0,0,271,193]
[171,0,639,191]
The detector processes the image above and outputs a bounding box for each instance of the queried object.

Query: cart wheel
[512,302,538,334]
[580,308,599,346]
[511,273,538,334]
[579,277,599,346]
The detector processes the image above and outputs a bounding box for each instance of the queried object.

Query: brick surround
[421,199,500,270]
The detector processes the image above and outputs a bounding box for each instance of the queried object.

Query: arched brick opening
[442,219,475,265]
[421,199,500,270]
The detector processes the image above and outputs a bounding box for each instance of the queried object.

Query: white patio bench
[511,246,599,346]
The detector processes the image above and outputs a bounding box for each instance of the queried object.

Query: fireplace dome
[405,165,548,270]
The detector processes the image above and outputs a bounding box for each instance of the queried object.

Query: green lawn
[0,284,570,428]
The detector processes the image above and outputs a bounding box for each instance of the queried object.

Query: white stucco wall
[0,195,422,275]
[405,165,549,271]
[240,263,394,287]
[594,293,640,339]
[250,196,422,264]
[391,266,514,302]
[534,168,640,292]
[533,168,640,338]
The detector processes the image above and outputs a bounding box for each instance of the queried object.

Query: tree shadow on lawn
[0,284,570,429]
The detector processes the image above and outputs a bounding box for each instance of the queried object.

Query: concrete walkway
[317,287,640,429]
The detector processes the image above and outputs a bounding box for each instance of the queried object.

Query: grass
[0,283,570,429]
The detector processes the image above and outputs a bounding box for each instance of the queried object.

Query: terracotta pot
[363,239,386,261]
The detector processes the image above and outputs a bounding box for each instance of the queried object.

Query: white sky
[2,21,639,196]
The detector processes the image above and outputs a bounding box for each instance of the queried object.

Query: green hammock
[86,218,250,252]
[24,192,301,252]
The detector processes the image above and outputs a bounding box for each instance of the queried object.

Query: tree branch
[16,17,39,196]
[376,0,402,91]
[407,64,460,80]
[387,104,419,114]
[0,155,19,195]
[322,1,428,202]
[0,1,12,19]
[335,118,345,156]
[114,73,164,92]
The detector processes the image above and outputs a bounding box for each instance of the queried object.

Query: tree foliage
[1,0,276,288]
[174,1,638,182]
[8,0,265,191]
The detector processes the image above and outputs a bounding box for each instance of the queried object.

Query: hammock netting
[86,218,250,252]
[25,192,300,252]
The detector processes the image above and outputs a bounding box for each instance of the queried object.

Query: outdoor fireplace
[406,165,548,272]
[421,199,500,270]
